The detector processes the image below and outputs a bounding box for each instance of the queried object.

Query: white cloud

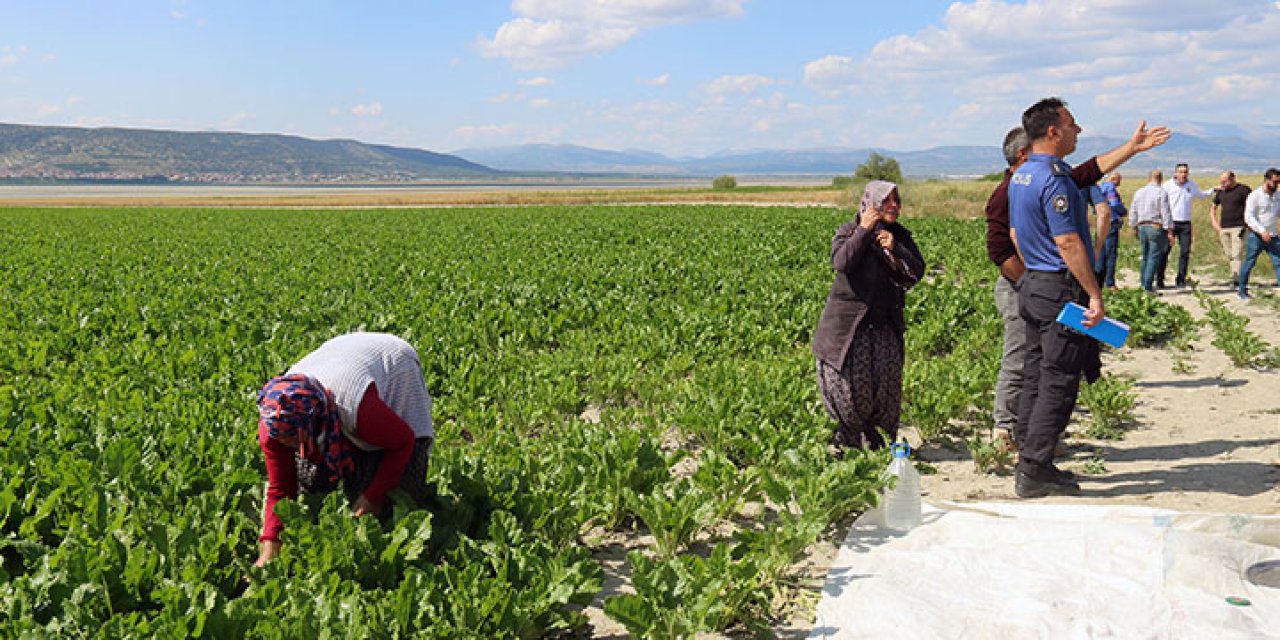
[480,0,747,69]
[0,45,28,68]
[640,73,671,86]
[803,55,856,96]
[351,102,383,117]
[1210,74,1263,98]
[509,0,746,25]
[702,74,775,100]
[518,76,555,86]
[799,0,1280,147]
[529,97,552,108]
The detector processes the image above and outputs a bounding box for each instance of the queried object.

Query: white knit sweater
[288,332,434,450]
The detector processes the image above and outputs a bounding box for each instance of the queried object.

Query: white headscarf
[859,180,898,221]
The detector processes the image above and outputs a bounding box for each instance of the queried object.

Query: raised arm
[1094,120,1171,175]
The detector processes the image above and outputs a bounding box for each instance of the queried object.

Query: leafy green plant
[604,545,767,639]
[1106,288,1198,348]
[966,432,1014,473]
[689,450,761,521]
[1080,456,1107,475]
[629,478,717,560]
[1170,353,1196,375]
[1197,292,1280,368]
[1079,374,1136,440]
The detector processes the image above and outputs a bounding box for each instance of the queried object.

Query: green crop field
[0,203,1197,637]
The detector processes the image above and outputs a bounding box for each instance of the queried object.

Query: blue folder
[1056,302,1130,348]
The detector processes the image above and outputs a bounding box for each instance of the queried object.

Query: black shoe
[1015,470,1082,498]
[1051,466,1076,482]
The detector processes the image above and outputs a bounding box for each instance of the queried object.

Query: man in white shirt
[1158,163,1213,288]
[1238,168,1280,300]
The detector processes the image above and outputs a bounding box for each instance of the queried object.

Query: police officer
[1008,97,1103,498]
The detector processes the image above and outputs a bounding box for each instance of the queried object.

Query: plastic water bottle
[882,442,921,531]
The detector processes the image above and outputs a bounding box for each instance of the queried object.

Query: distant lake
[0,178,829,200]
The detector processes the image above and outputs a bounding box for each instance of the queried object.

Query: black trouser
[297,436,434,508]
[1157,221,1193,286]
[1014,271,1089,480]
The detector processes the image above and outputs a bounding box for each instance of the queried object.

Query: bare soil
[914,269,1280,514]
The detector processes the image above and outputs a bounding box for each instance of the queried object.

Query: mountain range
[454,128,1280,178]
[0,123,498,183]
[2,121,1276,184]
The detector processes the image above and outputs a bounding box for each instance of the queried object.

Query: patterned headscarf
[257,373,353,482]
[859,180,899,222]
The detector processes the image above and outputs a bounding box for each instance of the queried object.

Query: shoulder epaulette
[1050,161,1070,177]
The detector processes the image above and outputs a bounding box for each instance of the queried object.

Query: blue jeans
[1239,232,1280,295]
[1138,225,1168,292]
[1094,222,1120,287]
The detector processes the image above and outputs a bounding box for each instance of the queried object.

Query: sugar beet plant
[1196,292,1280,369]
[0,205,1193,637]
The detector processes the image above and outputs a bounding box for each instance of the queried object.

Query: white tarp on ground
[810,502,1280,639]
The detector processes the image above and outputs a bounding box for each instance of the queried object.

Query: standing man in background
[1095,173,1125,289]
[1238,168,1280,300]
[1210,170,1251,287]
[1159,163,1213,288]
[985,121,1166,454]
[1129,170,1175,293]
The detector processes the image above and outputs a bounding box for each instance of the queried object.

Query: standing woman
[813,181,925,450]
[255,332,434,567]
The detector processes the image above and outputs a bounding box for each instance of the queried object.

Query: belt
[1024,269,1072,280]
[1137,222,1162,228]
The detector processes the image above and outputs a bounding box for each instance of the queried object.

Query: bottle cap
[891,442,911,458]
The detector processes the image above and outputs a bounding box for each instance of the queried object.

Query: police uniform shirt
[1009,153,1095,272]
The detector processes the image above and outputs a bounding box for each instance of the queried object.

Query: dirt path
[916,267,1280,514]
[761,268,1280,637]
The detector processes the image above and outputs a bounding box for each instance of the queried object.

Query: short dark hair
[1175,163,1189,171]
[1002,127,1028,167]
[1266,168,1280,180]
[1022,97,1067,141]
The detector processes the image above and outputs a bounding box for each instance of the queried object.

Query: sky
[3,1,1279,157]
